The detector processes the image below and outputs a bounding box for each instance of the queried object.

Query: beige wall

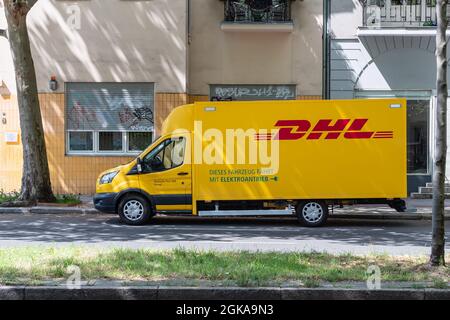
[330,0,362,39]
[189,0,323,96]
[0,7,15,96]
[0,0,325,195]
[28,0,188,94]
[2,0,325,98]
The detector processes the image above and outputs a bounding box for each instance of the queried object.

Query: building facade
[0,0,323,194]
[329,0,450,193]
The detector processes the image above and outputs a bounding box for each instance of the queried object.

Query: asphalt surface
[0,213,449,255]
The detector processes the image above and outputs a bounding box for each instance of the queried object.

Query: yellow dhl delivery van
[94,99,407,227]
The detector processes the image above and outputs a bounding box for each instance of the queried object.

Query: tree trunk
[3,0,55,203]
[431,0,447,267]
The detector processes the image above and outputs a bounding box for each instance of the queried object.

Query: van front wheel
[296,201,328,227]
[118,194,153,226]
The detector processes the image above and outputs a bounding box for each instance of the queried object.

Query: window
[128,132,153,152]
[99,132,123,152]
[68,132,93,152]
[143,137,186,173]
[407,100,429,174]
[66,83,154,155]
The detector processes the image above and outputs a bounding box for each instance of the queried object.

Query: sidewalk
[0,196,450,220]
[331,199,450,220]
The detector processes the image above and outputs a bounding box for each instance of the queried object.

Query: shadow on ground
[0,214,448,250]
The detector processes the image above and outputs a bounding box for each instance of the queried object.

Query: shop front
[355,91,433,193]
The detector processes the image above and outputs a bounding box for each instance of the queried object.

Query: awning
[357,27,450,58]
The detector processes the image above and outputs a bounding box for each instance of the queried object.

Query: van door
[139,135,192,212]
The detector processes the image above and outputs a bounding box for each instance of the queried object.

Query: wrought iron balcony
[362,0,450,28]
[224,0,292,24]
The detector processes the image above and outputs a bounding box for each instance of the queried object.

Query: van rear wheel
[118,194,153,226]
[296,201,328,227]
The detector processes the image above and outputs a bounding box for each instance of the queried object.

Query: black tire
[118,194,153,226]
[296,201,329,227]
[389,199,407,213]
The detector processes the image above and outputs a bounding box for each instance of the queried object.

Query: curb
[1,207,449,221]
[0,286,449,300]
[332,213,450,221]
[0,207,98,215]
[30,207,98,215]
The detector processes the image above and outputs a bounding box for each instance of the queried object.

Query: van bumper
[93,193,117,214]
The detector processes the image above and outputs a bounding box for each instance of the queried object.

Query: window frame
[66,130,154,156]
[406,99,431,175]
[66,130,95,154]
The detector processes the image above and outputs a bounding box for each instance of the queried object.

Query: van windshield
[134,135,161,161]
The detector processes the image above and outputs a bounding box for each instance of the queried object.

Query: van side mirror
[136,158,143,174]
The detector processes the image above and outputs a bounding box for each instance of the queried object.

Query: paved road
[0,213,448,255]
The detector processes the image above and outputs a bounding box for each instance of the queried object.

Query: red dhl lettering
[254,119,394,141]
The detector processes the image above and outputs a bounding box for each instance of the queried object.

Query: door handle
[178,172,189,176]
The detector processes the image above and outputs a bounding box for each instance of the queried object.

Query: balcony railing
[362,0,450,27]
[224,0,292,24]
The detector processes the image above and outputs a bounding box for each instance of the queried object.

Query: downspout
[187,0,192,45]
[186,0,191,101]
[322,0,331,99]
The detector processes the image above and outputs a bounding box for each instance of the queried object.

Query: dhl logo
[255,119,394,141]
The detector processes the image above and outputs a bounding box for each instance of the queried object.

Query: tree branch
[6,0,39,10]
[27,0,38,9]
[0,29,7,39]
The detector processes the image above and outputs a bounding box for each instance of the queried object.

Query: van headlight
[100,171,119,185]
